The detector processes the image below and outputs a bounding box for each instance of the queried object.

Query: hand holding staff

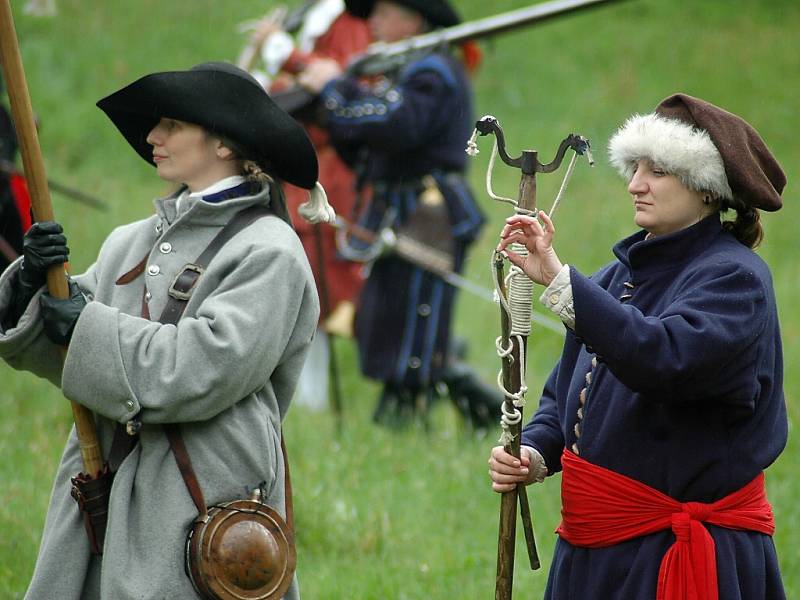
[0,0,102,476]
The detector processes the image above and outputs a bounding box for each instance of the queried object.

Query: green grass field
[1,0,798,597]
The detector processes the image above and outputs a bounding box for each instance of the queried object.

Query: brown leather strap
[107,422,139,472]
[149,204,294,530]
[115,254,148,285]
[281,435,293,531]
[159,205,273,325]
[164,424,208,519]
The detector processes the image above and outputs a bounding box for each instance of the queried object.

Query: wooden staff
[495,156,541,600]
[0,0,103,476]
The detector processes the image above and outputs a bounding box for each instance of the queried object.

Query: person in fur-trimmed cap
[489,93,788,599]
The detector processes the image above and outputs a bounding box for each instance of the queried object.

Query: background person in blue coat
[299,0,499,427]
[488,94,788,598]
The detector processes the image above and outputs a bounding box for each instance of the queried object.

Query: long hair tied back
[721,201,763,249]
[242,159,273,185]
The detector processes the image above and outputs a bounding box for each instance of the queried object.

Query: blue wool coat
[522,216,787,599]
[320,52,484,387]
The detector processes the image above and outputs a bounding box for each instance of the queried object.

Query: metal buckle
[168,264,204,301]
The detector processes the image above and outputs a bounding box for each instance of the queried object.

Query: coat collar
[153,182,271,228]
[613,215,723,280]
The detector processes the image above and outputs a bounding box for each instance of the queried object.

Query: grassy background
[1,0,798,597]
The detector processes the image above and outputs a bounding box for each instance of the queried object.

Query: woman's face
[368,1,425,43]
[146,118,232,191]
[628,159,710,236]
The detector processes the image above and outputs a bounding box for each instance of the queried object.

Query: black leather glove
[6,221,69,327]
[19,220,69,291]
[39,279,87,346]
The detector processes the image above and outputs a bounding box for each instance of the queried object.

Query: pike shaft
[0,0,103,476]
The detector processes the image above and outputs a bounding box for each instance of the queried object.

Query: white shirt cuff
[539,264,575,329]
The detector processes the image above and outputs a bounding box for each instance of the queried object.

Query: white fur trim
[608,113,733,201]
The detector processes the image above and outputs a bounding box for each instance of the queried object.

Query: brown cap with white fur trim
[608,93,786,211]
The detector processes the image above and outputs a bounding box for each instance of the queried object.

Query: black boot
[373,383,419,428]
[441,362,503,430]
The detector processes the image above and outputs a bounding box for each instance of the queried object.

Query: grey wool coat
[0,184,319,599]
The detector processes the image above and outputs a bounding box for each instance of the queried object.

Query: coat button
[577,407,584,420]
[548,292,561,306]
[574,422,581,438]
[591,356,598,368]
[147,265,160,276]
[579,388,587,405]
[155,222,163,234]
[418,303,431,316]
[159,242,172,254]
[585,371,592,385]
[571,443,580,455]
[125,400,135,411]
[144,291,152,302]
[408,356,422,369]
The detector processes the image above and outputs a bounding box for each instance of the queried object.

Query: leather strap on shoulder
[159,205,273,325]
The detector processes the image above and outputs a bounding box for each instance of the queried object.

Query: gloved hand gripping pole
[466,115,592,600]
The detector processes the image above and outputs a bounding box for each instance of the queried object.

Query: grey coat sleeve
[61,245,317,424]
[0,258,64,386]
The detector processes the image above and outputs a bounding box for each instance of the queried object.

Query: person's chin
[634,214,652,230]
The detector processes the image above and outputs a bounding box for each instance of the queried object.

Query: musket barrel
[357,0,626,71]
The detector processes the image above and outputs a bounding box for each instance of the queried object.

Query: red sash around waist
[556,449,775,600]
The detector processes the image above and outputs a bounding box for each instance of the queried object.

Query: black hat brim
[96,62,318,190]
[345,0,460,27]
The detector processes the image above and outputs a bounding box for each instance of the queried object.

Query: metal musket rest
[467,114,593,600]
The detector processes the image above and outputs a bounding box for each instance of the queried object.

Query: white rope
[494,240,533,444]
[469,127,587,444]
[465,128,479,157]
[486,138,518,207]
[506,246,534,337]
[548,150,579,220]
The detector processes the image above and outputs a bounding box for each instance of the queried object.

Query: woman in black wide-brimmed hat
[489,93,788,599]
[0,62,329,599]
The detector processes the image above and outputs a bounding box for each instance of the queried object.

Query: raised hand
[497,211,563,287]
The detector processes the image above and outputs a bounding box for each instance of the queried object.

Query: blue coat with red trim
[522,216,787,599]
[320,51,484,387]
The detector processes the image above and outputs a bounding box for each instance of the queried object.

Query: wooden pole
[495,155,539,600]
[0,0,103,476]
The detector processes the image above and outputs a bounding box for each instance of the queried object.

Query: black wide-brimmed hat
[96,62,318,190]
[345,0,460,28]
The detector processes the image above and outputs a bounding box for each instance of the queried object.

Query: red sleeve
[9,173,31,232]
[282,12,371,73]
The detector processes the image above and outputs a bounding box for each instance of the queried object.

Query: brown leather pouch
[185,496,296,600]
[395,175,456,270]
[70,467,114,555]
[166,425,296,600]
